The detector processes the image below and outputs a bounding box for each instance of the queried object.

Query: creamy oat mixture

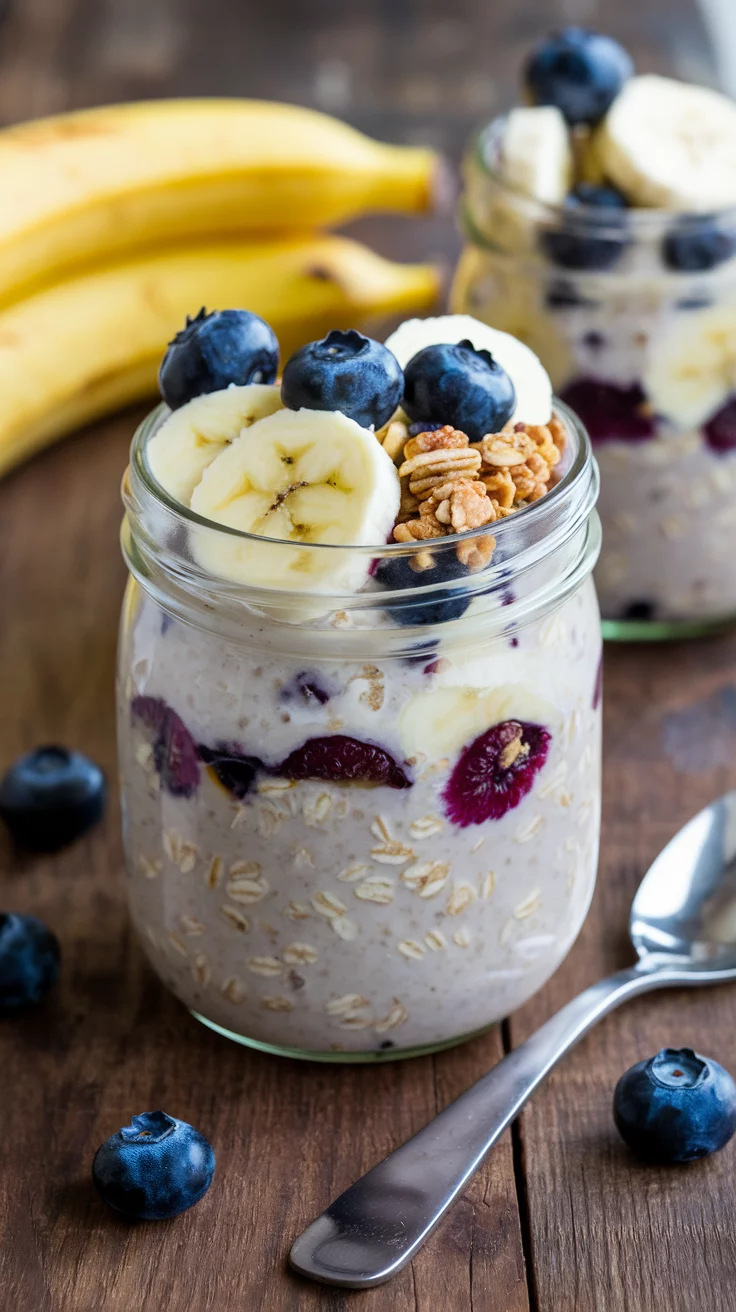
[119,577,601,1054]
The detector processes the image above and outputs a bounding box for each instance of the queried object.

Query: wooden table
[2,2,734,1309]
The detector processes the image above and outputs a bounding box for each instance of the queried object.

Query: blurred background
[0,0,722,269]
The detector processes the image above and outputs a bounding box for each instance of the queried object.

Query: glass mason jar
[118,400,602,1062]
[453,116,736,640]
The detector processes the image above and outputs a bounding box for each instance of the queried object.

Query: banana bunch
[0,100,443,475]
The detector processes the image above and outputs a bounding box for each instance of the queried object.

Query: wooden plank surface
[1,1,732,1310]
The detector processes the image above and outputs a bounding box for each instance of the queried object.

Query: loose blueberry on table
[281,328,403,430]
[613,1048,736,1163]
[92,1111,215,1221]
[402,341,516,442]
[0,912,60,1013]
[524,28,634,125]
[159,307,280,410]
[0,745,106,850]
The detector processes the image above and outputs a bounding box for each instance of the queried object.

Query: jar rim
[122,396,599,647]
[470,115,736,231]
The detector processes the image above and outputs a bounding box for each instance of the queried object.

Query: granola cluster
[377,414,565,571]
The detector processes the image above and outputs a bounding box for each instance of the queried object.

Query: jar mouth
[470,115,736,236]
[122,398,598,643]
[131,397,592,566]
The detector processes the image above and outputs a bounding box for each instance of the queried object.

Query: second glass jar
[454,117,736,639]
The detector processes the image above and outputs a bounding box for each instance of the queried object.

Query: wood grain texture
[0,1,729,1310]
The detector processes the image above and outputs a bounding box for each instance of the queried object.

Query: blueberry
[524,28,634,125]
[0,912,60,1013]
[614,1048,736,1164]
[198,745,263,801]
[662,219,736,273]
[541,184,629,272]
[375,550,473,627]
[159,308,279,410]
[402,341,515,441]
[281,329,403,430]
[0,746,106,851]
[93,1111,215,1221]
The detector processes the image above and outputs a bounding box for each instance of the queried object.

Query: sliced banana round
[398,683,562,761]
[644,305,736,429]
[385,313,553,426]
[146,383,283,506]
[189,407,400,591]
[596,75,736,211]
[501,106,573,206]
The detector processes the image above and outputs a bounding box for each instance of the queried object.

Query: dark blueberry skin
[93,1111,215,1221]
[159,308,279,410]
[281,329,403,430]
[199,745,263,801]
[614,1048,736,1164]
[375,550,473,627]
[0,746,106,851]
[403,341,516,441]
[524,28,634,125]
[662,220,736,273]
[542,184,629,272]
[0,912,60,1013]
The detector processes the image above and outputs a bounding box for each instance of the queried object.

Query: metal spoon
[290,793,736,1289]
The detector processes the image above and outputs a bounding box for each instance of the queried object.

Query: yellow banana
[1,99,443,305]
[0,233,441,475]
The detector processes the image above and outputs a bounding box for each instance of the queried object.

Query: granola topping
[391,418,564,564]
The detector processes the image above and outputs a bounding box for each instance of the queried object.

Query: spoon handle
[290,964,669,1288]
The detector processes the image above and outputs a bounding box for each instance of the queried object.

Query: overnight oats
[118,308,602,1060]
[452,28,736,637]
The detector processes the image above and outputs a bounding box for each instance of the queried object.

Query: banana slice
[644,305,736,429]
[399,683,561,761]
[189,407,400,591]
[147,384,283,505]
[501,106,572,206]
[385,313,553,426]
[596,75,736,211]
